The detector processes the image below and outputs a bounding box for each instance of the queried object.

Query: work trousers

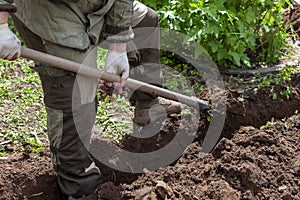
[12,3,160,198]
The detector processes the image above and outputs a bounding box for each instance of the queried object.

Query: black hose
[219,66,284,76]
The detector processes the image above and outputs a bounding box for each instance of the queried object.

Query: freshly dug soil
[0,150,60,200]
[121,117,300,200]
[0,72,300,200]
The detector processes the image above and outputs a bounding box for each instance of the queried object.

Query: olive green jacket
[0,0,135,49]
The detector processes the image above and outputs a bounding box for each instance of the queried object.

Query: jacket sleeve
[105,0,134,42]
[0,0,17,13]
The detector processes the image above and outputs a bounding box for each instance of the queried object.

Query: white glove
[104,51,130,93]
[0,23,21,60]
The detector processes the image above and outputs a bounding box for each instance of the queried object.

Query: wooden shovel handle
[21,47,210,110]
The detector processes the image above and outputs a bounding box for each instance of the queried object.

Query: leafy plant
[141,0,292,68]
[260,117,275,129]
[281,86,291,100]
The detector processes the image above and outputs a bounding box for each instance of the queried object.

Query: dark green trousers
[12,5,160,198]
[13,16,101,198]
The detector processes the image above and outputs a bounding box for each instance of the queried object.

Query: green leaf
[245,8,255,23]
[189,3,199,9]
[207,41,219,53]
[229,51,241,66]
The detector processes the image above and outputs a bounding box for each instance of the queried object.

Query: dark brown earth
[1,5,300,200]
[121,117,300,200]
[1,75,300,200]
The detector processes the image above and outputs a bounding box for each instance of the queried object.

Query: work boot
[133,97,181,126]
[68,193,98,200]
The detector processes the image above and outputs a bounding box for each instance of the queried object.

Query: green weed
[0,59,46,155]
[95,94,132,143]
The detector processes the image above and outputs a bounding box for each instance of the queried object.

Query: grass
[0,59,46,155]
[95,94,133,143]
[0,48,132,155]
[224,65,300,99]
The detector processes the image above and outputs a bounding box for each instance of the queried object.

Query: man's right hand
[0,23,21,60]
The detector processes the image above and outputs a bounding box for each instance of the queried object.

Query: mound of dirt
[1,81,299,200]
[121,115,300,200]
[0,150,59,200]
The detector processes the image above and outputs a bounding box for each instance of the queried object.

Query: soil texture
[1,71,300,200]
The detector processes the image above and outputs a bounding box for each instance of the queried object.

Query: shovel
[21,47,210,110]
